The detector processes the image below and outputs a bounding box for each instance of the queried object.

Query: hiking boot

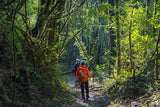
[86,96,90,101]
[82,97,85,102]
[87,97,89,101]
[83,98,85,102]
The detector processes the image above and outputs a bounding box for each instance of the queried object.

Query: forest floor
[66,84,110,107]
[63,74,110,107]
[61,62,110,107]
[60,62,160,107]
[63,74,160,107]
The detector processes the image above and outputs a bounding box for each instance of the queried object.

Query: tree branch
[61,0,89,18]
[58,26,87,58]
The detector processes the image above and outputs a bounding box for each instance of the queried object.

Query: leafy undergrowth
[105,74,160,106]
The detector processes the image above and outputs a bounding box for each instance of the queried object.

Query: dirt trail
[64,73,110,107]
[70,85,109,107]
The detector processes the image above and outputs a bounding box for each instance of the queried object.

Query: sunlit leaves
[88,8,97,17]
[98,2,112,11]
[132,30,153,49]
[26,0,38,28]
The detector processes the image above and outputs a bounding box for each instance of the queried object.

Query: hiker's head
[76,59,80,63]
[80,60,85,65]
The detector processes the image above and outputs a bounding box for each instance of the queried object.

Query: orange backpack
[79,69,88,83]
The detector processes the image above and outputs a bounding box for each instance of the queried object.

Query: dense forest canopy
[0,0,159,106]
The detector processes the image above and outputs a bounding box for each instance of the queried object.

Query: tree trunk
[129,9,133,75]
[154,29,160,79]
[146,0,149,15]
[108,0,116,76]
[153,0,158,37]
[47,0,65,88]
[153,0,159,79]
[116,0,121,74]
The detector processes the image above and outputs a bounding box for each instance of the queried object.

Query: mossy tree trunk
[153,0,159,79]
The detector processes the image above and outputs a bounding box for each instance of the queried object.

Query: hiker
[72,59,80,87]
[75,60,92,102]
[72,59,80,74]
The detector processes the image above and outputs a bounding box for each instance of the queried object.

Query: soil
[63,72,110,107]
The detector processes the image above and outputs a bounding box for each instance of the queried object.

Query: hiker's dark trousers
[80,80,89,99]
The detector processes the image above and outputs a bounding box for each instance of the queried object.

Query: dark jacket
[72,62,80,74]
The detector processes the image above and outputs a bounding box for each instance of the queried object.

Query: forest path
[64,73,110,107]
[69,85,109,107]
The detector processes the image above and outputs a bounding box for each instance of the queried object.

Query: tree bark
[108,0,116,76]
[146,0,149,15]
[116,0,121,74]
[129,9,133,75]
[154,29,159,79]
[153,0,158,37]
[153,0,159,79]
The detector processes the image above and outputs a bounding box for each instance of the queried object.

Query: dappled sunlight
[0,0,160,106]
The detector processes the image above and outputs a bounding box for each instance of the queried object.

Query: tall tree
[146,0,149,15]
[129,0,135,76]
[153,0,159,79]
[129,9,133,75]
[116,0,121,74]
[108,0,116,76]
[154,29,160,79]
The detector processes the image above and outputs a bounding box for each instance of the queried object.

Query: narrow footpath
[64,72,110,107]
[70,85,109,107]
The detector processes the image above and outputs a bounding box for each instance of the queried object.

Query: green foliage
[121,29,154,72]
[0,0,69,106]
[146,81,160,95]
[106,73,156,106]
[88,8,97,17]
[95,64,106,78]
[116,69,132,82]
[103,78,115,91]
[1,0,160,106]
